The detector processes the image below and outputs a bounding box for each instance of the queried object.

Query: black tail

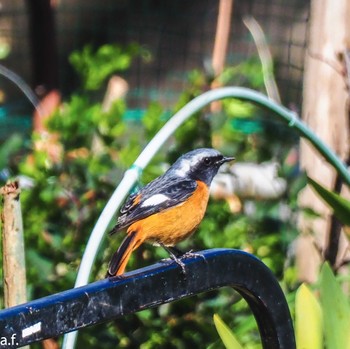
[106,231,137,277]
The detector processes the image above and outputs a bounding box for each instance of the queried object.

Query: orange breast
[127,180,209,246]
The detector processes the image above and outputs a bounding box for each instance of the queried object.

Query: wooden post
[212,0,234,76]
[211,0,234,113]
[1,181,27,308]
[297,0,350,282]
[1,181,30,348]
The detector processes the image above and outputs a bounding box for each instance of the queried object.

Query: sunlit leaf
[213,314,244,349]
[295,284,323,349]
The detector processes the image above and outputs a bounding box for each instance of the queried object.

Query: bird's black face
[189,153,235,185]
[172,148,234,186]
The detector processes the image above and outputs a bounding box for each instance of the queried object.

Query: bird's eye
[203,157,211,166]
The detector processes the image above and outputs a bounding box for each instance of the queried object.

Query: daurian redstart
[107,148,234,276]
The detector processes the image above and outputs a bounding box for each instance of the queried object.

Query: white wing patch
[141,194,170,207]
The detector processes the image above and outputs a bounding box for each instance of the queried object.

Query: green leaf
[26,248,54,282]
[308,177,350,226]
[320,262,350,349]
[0,134,23,169]
[223,99,255,118]
[69,43,149,90]
[295,284,323,349]
[213,314,244,349]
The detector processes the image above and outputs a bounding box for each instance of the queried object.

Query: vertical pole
[1,181,29,348]
[1,181,27,308]
[298,0,350,282]
[25,0,59,95]
[211,0,234,113]
[212,0,234,75]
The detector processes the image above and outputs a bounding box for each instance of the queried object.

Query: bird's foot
[181,249,206,260]
[160,255,186,274]
[170,254,187,274]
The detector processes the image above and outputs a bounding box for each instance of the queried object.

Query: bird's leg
[162,245,204,259]
[160,244,186,274]
[165,245,205,260]
[164,245,185,258]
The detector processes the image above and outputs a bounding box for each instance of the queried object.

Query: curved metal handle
[0,249,295,349]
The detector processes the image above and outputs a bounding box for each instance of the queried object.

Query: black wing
[109,177,197,234]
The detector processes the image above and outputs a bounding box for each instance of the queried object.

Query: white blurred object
[210,162,287,210]
[17,175,35,189]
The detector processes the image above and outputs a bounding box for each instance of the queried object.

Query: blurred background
[0,0,308,139]
[1,0,350,348]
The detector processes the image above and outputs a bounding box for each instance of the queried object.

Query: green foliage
[308,176,350,226]
[69,43,151,90]
[0,134,24,170]
[218,57,265,89]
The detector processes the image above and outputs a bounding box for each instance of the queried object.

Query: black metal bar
[0,249,295,349]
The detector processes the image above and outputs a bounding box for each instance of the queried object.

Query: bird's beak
[218,156,235,165]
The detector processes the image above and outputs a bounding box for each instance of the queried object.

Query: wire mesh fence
[0,0,310,139]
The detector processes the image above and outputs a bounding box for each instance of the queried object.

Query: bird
[106,148,235,277]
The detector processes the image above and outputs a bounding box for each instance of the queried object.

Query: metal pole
[0,249,296,349]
